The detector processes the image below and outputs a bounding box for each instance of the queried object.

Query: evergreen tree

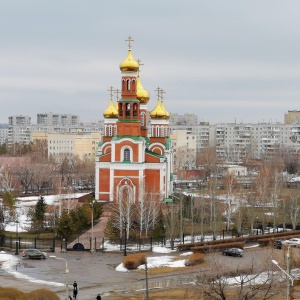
[56,211,75,239]
[30,195,47,235]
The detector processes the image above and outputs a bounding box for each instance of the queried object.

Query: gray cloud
[0,0,300,124]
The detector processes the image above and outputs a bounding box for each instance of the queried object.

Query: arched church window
[126,103,130,117]
[156,126,159,137]
[133,103,137,116]
[124,148,130,161]
[126,79,130,91]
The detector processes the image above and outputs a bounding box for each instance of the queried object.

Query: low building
[48,132,102,160]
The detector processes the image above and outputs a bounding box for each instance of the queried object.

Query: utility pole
[286,245,292,300]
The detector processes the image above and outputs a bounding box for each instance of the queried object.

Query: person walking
[73,281,78,299]
[96,294,101,300]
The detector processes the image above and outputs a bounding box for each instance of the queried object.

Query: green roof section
[163,198,173,203]
[164,137,172,150]
[112,136,147,142]
[118,98,139,103]
[145,148,164,158]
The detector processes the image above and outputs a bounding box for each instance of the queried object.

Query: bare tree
[223,174,237,231]
[254,165,271,231]
[0,160,16,192]
[109,190,135,239]
[194,256,278,300]
[12,157,34,194]
[288,189,300,230]
[163,202,179,249]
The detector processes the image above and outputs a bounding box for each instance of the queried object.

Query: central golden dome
[136,75,150,104]
[119,50,139,72]
[103,99,118,119]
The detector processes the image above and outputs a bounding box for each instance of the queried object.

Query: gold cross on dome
[155,87,161,100]
[114,88,121,100]
[161,89,166,100]
[108,86,114,99]
[137,59,143,76]
[125,36,134,50]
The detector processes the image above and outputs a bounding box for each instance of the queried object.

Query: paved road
[0,246,283,300]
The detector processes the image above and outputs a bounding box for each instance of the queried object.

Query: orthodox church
[95,37,173,203]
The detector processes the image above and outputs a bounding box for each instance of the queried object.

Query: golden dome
[119,50,139,72]
[150,100,169,119]
[103,99,118,118]
[136,75,150,104]
[161,101,170,119]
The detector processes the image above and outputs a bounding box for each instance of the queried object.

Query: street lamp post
[90,200,96,253]
[50,256,69,300]
[272,246,294,300]
[15,220,19,255]
[145,258,149,300]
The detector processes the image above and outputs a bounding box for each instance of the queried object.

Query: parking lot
[0,246,288,299]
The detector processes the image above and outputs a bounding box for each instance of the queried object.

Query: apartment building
[284,110,300,124]
[0,125,8,145]
[48,132,102,160]
[169,119,300,161]
[8,115,31,126]
[170,129,197,171]
[37,113,80,126]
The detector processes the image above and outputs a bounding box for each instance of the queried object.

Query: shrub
[0,287,24,300]
[21,289,60,300]
[192,242,244,253]
[123,253,146,270]
[186,253,205,266]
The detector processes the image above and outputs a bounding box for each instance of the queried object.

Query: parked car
[22,249,47,259]
[286,238,300,247]
[222,248,243,257]
[274,240,285,249]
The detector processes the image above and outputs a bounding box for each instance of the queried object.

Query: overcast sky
[1,0,300,125]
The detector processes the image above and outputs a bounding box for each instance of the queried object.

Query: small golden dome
[136,76,150,104]
[103,99,118,118]
[119,50,139,72]
[161,101,170,119]
[151,100,169,119]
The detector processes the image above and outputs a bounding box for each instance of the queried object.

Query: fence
[1,236,55,253]
[1,227,286,254]
[65,227,285,252]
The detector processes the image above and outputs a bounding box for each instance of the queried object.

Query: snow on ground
[180,252,193,256]
[152,246,176,254]
[116,255,187,272]
[4,193,89,233]
[139,255,186,269]
[0,251,64,287]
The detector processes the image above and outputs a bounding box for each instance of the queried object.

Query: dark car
[274,240,285,249]
[222,248,243,257]
[22,249,47,259]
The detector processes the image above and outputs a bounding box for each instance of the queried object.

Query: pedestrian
[73,281,78,299]
[96,294,101,300]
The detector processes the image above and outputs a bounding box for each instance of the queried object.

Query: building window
[126,79,130,91]
[124,148,130,161]
[133,103,137,116]
[126,103,130,117]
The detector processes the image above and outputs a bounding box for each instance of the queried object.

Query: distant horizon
[0,110,295,126]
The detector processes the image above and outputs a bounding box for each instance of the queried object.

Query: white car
[286,238,300,246]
